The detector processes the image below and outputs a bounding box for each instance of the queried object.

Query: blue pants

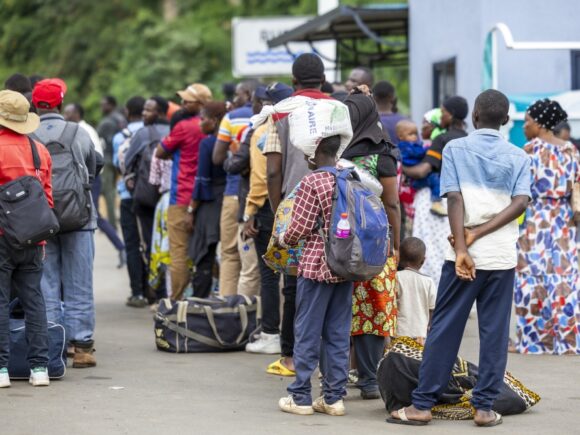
[288,277,353,406]
[0,237,48,368]
[41,231,96,346]
[412,261,515,411]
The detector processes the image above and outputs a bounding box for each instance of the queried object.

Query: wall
[409,0,580,124]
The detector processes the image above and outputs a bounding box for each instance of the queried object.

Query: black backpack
[0,139,60,249]
[129,126,161,209]
[36,123,92,232]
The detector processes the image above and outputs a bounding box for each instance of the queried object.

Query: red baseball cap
[32,78,68,109]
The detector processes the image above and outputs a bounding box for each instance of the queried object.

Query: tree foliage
[0,0,409,122]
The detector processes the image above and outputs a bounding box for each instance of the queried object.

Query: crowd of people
[0,52,578,427]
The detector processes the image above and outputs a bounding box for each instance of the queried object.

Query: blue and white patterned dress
[515,138,580,355]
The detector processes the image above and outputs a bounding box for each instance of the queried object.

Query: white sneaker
[278,395,314,415]
[245,332,281,354]
[0,368,10,388]
[29,367,50,387]
[312,396,346,416]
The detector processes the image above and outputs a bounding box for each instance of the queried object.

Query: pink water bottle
[336,213,350,238]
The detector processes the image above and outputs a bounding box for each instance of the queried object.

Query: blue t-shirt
[440,129,531,270]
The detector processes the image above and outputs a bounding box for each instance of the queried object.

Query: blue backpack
[317,167,389,282]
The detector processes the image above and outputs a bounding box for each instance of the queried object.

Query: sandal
[475,411,503,427]
[266,358,296,377]
[386,408,430,426]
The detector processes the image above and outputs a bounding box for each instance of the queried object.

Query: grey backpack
[37,123,92,232]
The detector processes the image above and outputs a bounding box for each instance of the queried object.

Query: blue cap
[254,85,268,101]
[266,82,293,104]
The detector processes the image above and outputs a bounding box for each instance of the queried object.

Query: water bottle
[336,213,351,238]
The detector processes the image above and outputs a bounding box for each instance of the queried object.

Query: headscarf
[423,108,445,140]
[527,98,568,131]
[342,93,391,159]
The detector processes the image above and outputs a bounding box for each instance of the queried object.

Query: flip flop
[475,411,503,427]
[386,408,430,426]
[266,358,296,377]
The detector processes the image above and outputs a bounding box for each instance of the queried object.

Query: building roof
[267,4,408,67]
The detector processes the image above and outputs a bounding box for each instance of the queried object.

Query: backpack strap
[58,122,79,147]
[28,138,41,171]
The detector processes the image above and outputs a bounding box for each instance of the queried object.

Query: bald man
[345,66,374,92]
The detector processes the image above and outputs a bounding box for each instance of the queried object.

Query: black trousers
[281,274,296,357]
[120,199,146,298]
[254,204,280,335]
[192,243,217,299]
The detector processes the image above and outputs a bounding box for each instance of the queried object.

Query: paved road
[4,233,580,435]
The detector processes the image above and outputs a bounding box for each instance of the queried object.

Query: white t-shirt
[80,120,103,157]
[396,268,437,338]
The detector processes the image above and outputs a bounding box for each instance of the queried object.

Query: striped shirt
[218,103,253,196]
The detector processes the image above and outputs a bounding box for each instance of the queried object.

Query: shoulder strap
[28,138,41,171]
[58,122,79,146]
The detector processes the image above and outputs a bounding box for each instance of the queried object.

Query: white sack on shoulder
[288,99,352,158]
[250,96,312,128]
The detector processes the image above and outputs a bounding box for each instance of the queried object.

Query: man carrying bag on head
[0,90,55,388]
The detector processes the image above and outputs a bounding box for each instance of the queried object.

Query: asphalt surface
[3,233,579,435]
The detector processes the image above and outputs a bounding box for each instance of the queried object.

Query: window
[571,51,580,90]
[433,58,456,107]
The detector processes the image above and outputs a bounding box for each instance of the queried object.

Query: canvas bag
[317,166,389,282]
[0,138,60,249]
[8,299,66,379]
[154,295,261,353]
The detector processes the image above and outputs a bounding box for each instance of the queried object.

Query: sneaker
[29,367,50,387]
[312,396,345,416]
[245,332,281,354]
[278,395,314,415]
[126,296,148,308]
[360,389,381,400]
[0,368,11,388]
[430,201,448,216]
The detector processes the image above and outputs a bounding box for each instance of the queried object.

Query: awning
[267,4,408,67]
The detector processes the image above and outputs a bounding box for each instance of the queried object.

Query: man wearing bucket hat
[0,90,53,387]
[32,78,101,369]
[155,83,212,301]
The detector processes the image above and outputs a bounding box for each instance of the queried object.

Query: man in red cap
[32,78,101,369]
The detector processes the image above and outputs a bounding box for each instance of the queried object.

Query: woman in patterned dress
[516,99,580,355]
[342,88,400,399]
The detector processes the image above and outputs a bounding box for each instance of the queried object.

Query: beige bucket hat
[0,90,40,135]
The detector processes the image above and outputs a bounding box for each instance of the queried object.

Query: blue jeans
[412,262,515,411]
[41,231,95,346]
[288,277,353,406]
[0,237,48,368]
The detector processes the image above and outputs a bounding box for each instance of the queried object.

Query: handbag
[0,139,60,249]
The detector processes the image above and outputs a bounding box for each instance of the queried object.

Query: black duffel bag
[154,295,261,353]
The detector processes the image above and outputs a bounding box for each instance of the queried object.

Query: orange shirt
[0,127,53,207]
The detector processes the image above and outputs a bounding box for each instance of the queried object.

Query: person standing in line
[0,90,52,387]
[186,102,228,298]
[32,78,100,369]
[373,80,407,145]
[97,95,126,229]
[263,53,334,377]
[64,102,126,268]
[212,80,260,297]
[515,99,580,355]
[277,135,353,417]
[344,66,374,92]
[388,90,531,427]
[404,96,469,287]
[244,83,293,354]
[112,96,147,307]
[156,84,212,301]
[342,89,400,400]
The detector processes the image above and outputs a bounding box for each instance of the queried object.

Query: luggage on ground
[0,138,60,248]
[154,295,261,353]
[8,299,66,379]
